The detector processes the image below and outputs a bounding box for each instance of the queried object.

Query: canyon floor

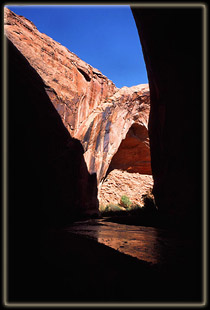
[10,218,201,304]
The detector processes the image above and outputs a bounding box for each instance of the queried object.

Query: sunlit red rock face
[75,84,152,183]
[4,7,117,137]
[5,8,152,188]
[76,83,153,207]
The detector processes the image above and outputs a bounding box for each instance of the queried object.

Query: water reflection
[66,218,195,267]
[66,219,163,264]
[96,222,160,264]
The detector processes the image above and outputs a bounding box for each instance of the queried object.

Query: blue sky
[6,5,148,88]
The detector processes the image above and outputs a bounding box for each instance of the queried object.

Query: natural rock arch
[75,84,151,184]
[98,122,153,208]
[106,122,152,177]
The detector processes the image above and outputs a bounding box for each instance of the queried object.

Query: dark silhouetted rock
[7,36,99,229]
[132,7,203,223]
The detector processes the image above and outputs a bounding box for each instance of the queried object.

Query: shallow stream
[66,218,194,265]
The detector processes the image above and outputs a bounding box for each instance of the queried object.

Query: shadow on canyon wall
[7,38,99,301]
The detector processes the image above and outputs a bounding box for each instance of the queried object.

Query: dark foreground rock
[10,227,202,303]
[131,7,203,222]
[7,37,99,303]
[7,37,99,226]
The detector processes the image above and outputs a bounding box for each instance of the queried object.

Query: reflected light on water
[66,219,195,266]
[67,219,162,264]
[96,222,160,264]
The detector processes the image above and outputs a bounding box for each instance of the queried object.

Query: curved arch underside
[107,123,152,176]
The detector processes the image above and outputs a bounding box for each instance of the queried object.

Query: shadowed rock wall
[7,36,100,301]
[132,7,202,222]
[8,38,99,230]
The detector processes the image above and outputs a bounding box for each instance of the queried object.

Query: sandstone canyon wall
[131,7,203,223]
[5,7,153,209]
[4,7,117,138]
[7,37,99,229]
[7,36,101,302]
[75,84,152,184]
